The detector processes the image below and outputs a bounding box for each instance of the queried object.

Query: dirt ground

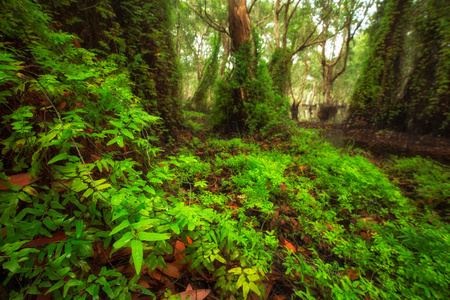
[298,122,450,165]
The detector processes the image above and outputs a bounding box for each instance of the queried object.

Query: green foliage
[384,156,450,214]
[268,47,293,97]
[212,33,291,134]
[39,0,183,135]
[350,0,450,136]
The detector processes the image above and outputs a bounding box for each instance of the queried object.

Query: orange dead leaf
[36,288,52,300]
[157,262,181,278]
[148,269,171,286]
[138,279,151,290]
[174,240,186,263]
[279,238,296,252]
[73,38,81,48]
[344,269,359,281]
[325,223,334,230]
[0,173,39,190]
[90,154,101,161]
[172,288,210,300]
[186,236,193,244]
[280,183,287,190]
[274,295,288,300]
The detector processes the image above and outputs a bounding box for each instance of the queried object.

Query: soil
[299,122,450,165]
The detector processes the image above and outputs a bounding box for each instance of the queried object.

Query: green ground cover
[2,110,448,299]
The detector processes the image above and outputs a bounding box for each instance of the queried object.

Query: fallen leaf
[0,173,39,190]
[325,223,334,230]
[174,240,186,263]
[344,269,359,281]
[90,154,101,161]
[279,238,296,252]
[273,295,288,300]
[172,289,210,300]
[157,262,181,278]
[22,231,69,248]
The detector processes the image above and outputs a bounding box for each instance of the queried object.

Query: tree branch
[186,2,229,35]
[248,0,258,14]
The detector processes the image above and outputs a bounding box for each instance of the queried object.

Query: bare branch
[248,0,258,14]
[186,1,229,35]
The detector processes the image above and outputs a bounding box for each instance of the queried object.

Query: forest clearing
[0,0,449,299]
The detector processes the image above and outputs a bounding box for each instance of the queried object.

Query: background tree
[349,0,449,136]
[212,0,289,133]
[317,0,371,121]
[190,35,221,111]
[41,0,183,136]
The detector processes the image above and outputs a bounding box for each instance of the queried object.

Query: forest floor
[1,111,449,300]
[298,122,450,165]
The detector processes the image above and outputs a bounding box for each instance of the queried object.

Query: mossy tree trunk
[225,0,255,131]
[41,0,182,136]
[346,0,449,134]
[191,35,220,112]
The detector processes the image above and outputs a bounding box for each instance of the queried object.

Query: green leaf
[113,231,133,249]
[96,277,115,298]
[137,232,170,242]
[249,282,260,296]
[27,285,41,295]
[121,128,134,139]
[228,267,242,275]
[109,220,130,236]
[170,223,180,235]
[46,280,64,295]
[43,217,58,231]
[63,279,84,297]
[3,259,20,273]
[242,282,250,299]
[107,135,124,148]
[131,240,143,275]
[48,153,69,164]
[82,188,94,198]
[236,274,246,289]
[86,284,99,297]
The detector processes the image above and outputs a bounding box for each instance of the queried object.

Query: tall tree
[317,0,371,121]
[349,0,449,135]
[268,0,330,99]
[213,0,289,132]
[41,0,183,135]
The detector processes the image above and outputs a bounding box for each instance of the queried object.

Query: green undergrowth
[4,104,449,299]
[382,156,449,220]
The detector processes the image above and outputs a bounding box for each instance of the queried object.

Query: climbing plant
[212,32,290,134]
[189,34,221,112]
[349,0,449,136]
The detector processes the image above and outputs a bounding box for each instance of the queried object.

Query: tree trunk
[219,30,230,77]
[291,102,300,122]
[228,0,252,53]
